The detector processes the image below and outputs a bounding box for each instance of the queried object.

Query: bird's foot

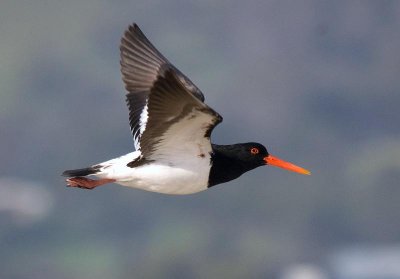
[66,177,116,190]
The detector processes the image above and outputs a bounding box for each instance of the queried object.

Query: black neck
[208,144,258,187]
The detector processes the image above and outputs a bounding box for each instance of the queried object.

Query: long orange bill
[264,155,311,175]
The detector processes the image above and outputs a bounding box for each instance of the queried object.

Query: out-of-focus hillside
[1,1,400,278]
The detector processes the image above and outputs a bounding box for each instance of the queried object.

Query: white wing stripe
[135,100,149,150]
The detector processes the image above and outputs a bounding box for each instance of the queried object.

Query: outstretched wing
[120,24,222,159]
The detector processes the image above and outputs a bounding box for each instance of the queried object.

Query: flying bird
[63,23,310,195]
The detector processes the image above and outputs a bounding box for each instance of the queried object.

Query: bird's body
[63,23,310,195]
[89,151,209,194]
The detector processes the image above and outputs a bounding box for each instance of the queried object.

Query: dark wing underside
[120,24,222,158]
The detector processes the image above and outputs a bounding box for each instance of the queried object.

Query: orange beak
[264,155,311,175]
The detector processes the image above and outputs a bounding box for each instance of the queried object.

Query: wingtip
[125,22,142,36]
[127,23,138,32]
[120,23,145,51]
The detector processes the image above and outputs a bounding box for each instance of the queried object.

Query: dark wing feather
[120,24,167,93]
[120,24,206,149]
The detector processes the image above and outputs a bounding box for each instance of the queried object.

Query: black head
[209,142,310,187]
[227,142,269,169]
[209,142,268,187]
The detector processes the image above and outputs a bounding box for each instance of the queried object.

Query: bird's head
[237,142,311,175]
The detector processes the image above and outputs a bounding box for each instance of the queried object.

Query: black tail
[62,166,101,177]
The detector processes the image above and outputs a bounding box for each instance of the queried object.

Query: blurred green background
[1,1,400,278]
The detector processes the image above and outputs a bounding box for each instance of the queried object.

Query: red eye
[250,147,259,155]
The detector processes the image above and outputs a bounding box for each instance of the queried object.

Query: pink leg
[66,177,116,190]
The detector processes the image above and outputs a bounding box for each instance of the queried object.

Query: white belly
[96,151,211,195]
[119,164,209,194]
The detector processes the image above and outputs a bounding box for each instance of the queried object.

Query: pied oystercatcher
[63,24,310,195]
